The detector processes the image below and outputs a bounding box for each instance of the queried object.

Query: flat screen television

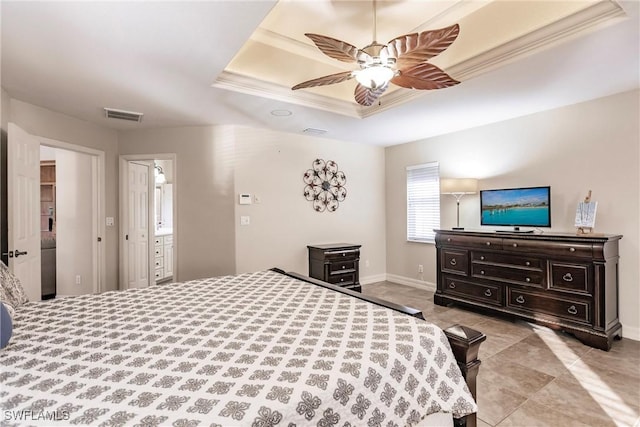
[480,186,551,230]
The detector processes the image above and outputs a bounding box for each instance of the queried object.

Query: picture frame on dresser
[434,229,622,350]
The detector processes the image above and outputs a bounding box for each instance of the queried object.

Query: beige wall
[385,90,640,339]
[118,126,236,281]
[56,149,95,295]
[7,99,119,290]
[233,126,387,280]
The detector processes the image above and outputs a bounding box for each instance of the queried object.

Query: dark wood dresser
[307,243,361,292]
[434,230,622,350]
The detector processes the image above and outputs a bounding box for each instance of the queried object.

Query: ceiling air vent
[104,108,143,123]
[303,128,327,136]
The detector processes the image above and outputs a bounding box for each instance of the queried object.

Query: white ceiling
[1,1,638,147]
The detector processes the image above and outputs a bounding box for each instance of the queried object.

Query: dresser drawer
[441,249,468,275]
[154,247,162,257]
[443,277,502,306]
[324,249,359,261]
[472,264,545,288]
[507,288,590,324]
[438,234,502,250]
[472,252,544,270]
[549,263,591,295]
[154,268,164,280]
[329,260,356,273]
[328,272,357,287]
[503,239,592,259]
[154,236,163,246]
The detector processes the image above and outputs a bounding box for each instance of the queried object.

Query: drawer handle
[569,247,576,252]
[484,289,492,297]
[525,277,531,283]
[563,273,573,282]
[450,259,457,266]
[568,305,578,315]
[480,270,485,275]
[449,282,456,289]
[512,243,518,248]
[340,278,345,282]
[486,242,491,246]
[342,253,346,257]
[525,261,531,266]
[447,238,451,242]
[516,295,525,304]
[480,256,485,261]
[342,265,346,269]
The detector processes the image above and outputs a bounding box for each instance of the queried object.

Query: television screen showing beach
[481,187,550,226]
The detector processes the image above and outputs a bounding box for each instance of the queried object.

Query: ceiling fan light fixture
[355,65,395,89]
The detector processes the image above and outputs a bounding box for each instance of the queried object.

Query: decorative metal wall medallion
[303,159,347,212]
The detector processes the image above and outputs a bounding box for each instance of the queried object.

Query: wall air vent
[303,128,327,135]
[104,108,144,122]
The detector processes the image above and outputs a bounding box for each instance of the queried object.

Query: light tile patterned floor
[363,281,640,427]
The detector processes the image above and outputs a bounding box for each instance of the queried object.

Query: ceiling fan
[291,1,461,107]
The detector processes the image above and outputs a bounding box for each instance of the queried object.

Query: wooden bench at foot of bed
[273,269,487,427]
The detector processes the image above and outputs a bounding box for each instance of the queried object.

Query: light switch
[106,217,115,226]
[240,216,250,226]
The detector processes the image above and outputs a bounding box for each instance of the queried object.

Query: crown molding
[213,1,627,118]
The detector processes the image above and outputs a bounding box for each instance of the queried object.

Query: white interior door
[7,123,41,301]
[127,162,151,288]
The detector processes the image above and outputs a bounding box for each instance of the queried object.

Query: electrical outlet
[75,275,81,285]
[418,264,424,273]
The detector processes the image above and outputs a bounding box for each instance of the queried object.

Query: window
[407,162,440,243]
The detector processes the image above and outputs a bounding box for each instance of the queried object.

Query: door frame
[38,136,105,294]
[119,153,177,289]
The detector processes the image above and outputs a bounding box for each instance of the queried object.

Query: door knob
[14,250,28,258]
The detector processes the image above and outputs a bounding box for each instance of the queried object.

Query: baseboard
[384,274,437,292]
[359,274,387,285]
[622,323,640,341]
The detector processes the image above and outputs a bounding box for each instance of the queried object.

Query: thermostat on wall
[239,193,252,205]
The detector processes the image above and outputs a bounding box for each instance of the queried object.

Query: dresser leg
[571,327,621,351]
[434,293,449,307]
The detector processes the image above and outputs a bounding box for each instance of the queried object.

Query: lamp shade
[441,178,478,195]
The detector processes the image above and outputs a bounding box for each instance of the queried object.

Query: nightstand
[307,243,361,292]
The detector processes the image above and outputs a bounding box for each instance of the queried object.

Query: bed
[0,268,485,427]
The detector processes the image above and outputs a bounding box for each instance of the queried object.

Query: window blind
[407,162,440,243]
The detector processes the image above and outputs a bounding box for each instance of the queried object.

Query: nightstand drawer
[550,263,590,295]
[324,249,359,261]
[154,236,163,246]
[330,260,356,273]
[328,272,356,287]
[443,277,502,306]
[154,268,164,280]
[154,247,162,257]
[507,288,590,324]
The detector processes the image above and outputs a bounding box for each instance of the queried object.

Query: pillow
[0,261,29,309]
[0,302,13,349]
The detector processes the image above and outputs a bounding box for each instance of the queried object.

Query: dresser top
[434,229,622,242]
[307,243,361,250]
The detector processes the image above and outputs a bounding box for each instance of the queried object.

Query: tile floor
[362,281,640,427]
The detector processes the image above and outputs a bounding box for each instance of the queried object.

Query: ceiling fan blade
[305,33,360,63]
[292,71,354,90]
[383,24,460,69]
[354,82,389,106]
[391,63,459,90]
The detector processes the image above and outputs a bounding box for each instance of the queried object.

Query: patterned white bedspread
[0,270,476,426]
